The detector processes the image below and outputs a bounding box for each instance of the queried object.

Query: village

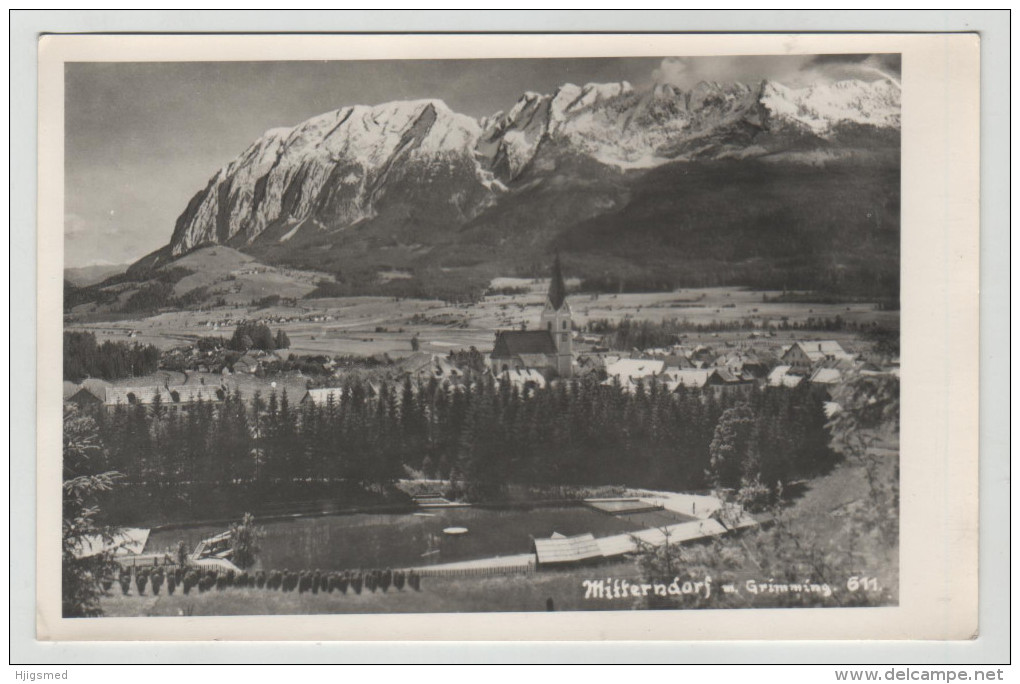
[64,259,897,413]
[64,317,892,413]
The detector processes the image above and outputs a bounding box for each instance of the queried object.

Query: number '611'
[847,576,880,592]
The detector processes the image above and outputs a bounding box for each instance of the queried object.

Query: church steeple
[540,254,573,377]
[547,253,568,311]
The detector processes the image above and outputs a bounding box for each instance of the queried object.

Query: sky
[64,54,900,268]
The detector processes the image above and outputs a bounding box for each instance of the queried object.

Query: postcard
[38,32,979,641]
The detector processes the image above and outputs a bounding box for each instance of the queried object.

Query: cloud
[806,53,901,73]
[651,54,900,90]
[652,55,813,89]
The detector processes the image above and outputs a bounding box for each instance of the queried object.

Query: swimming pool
[143,504,694,571]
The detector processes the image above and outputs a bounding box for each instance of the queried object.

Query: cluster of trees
[116,268,199,314]
[763,291,899,310]
[306,266,487,304]
[64,267,211,315]
[633,371,900,609]
[262,354,332,377]
[249,294,299,309]
[64,279,120,311]
[558,159,900,301]
[76,376,834,522]
[228,321,290,352]
[63,408,121,616]
[64,331,160,383]
[446,347,487,373]
[484,285,531,297]
[585,316,895,352]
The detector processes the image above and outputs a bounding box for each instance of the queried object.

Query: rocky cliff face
[168,100,491,256]
[160,77,900,267]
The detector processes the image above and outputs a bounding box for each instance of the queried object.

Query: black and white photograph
[36,32,981,643]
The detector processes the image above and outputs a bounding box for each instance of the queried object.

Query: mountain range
[130,77,901,301]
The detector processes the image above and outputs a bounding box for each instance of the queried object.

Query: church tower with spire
[539,254,573,377]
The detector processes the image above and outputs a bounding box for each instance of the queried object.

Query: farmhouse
[662,368,753,396]
[781,340,853,373]
[232,355,261,374]
[301,387,345,406]
[714,351,770,379]
[396,352,465,386]
[706,368,755,395]
[66,386,105,408]
[490,256,574,378]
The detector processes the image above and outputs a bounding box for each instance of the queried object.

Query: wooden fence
[117,555,180,569]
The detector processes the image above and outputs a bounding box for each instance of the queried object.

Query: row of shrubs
[109,566,422,597]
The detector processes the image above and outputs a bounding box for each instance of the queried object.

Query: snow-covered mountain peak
[165,76,900,258]
[759,78,901,133]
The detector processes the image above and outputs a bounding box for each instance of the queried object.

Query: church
[490,256,574,378]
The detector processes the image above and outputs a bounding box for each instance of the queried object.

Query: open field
[66,284,898,359]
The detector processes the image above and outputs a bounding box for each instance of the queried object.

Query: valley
[67,269,896,361]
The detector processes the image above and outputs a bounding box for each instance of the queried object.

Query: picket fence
[118,555,180,569]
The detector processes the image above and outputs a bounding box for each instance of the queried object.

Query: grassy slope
[781,448,899,596]
[65,246,328,317]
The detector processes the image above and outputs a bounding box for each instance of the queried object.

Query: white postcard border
[36,32,980,642]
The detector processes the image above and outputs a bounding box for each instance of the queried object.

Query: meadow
[67,283,898,359]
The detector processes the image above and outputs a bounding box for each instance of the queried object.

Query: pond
[143,505,695,571]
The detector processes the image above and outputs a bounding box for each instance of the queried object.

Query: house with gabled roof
[302,387,346,406]
[66,386,105,408]
[396,352,467,388]
[781,340,853,373]
[232,355,261,374]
